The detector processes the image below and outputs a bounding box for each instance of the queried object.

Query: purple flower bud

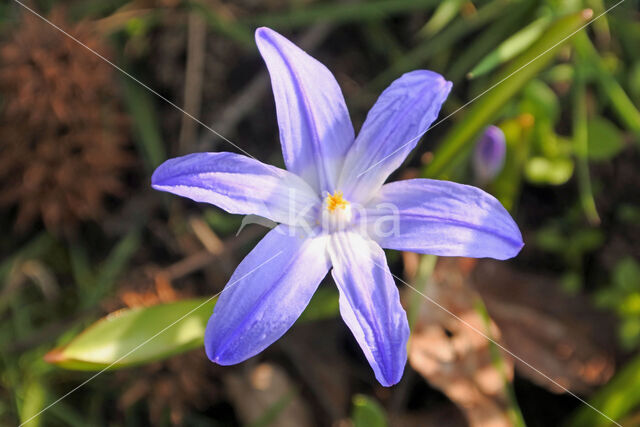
[473,125,506,184]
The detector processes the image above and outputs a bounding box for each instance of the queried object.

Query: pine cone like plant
[0,8,132,234]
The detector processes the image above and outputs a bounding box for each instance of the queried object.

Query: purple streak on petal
[363,179,523,260]
[205,225,330,365]
[473,125,506,184]
[338,70,452,203]
[255,27,355,193]
[328,231,409,387]
[151,152,320,226]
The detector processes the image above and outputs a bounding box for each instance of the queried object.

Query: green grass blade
[573,31,640,138]
[447,0,533,82]
[573,64,600,225]
[419,0,466,37]
[120,75,166,173]
[189,1,254,49]
[244,0,440,29]
[468,14,552,79]
[424,10,593,179]
[369,0,511,90]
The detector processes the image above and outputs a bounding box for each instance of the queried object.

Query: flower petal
[256,27,355,193]
[152,152,319,227]
[206,225,330,365]
[338,70,452,202]
[328,231,409,386]
[363,179,523,260]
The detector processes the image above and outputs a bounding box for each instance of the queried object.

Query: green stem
[474,298,527,427]
[573,31,640,138]
[572,64,600,225]
[407,255,438,332]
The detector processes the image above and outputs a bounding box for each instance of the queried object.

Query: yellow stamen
[325,191,349,212]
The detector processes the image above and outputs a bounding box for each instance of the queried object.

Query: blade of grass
[585,0,611,47]
[243,0,440,29]
[573,63,601,225]
[473,298,526,427]
[189,1,254,50]
[447,0,534,82]
[407,255,437,331]
[369,0,511,91]
[573,31,640,138]
[468,14,552,79]
[424,9,593,179]
[419,0,466,38]
[83,230,141,309]
[359,21,404,64]
[120,74,166,173]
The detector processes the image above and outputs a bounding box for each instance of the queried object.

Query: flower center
[320,191,352,231]
[325,191,349,212]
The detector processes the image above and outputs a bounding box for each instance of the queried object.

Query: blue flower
[151,27,523,387]
[473,125,507,184]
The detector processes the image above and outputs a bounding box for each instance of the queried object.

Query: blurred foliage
[0,0,639,425]
[351,394,388,427]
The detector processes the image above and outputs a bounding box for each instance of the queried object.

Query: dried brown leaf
[408,258,514,427]
[471,260,615,394]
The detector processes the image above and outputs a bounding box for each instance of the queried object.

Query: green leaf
[120,75,166,173]
[525,156,574,185]
[613,257,640,293]
[351,394,388,427]
[45,298,216,370]
[424,10,593,179]
[573,67,600,225]
[468,14,552,79]
[82,230,141,309]
[299,287,339,322]
[523,79,560,122]
[18,379,46,427]
[587,117,625,161]
[573,32,640,138]
[629,61,640,102]
[48,286,340,371]
[419,0,466,37]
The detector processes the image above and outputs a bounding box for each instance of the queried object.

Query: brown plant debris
[408,258,515,427]
[0,8,132,234]
[470,260,615,394]
[224,362,313,427]
[115,349,219,425]
[109,268,211,425]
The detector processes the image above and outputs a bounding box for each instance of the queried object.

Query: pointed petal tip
[403,69,453,92]
[254,26,270,38]
[377,372,402,387]
[255,26,279,43]
[205,340,235,366]
[209,352,233,366]
[496,237,524,260]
